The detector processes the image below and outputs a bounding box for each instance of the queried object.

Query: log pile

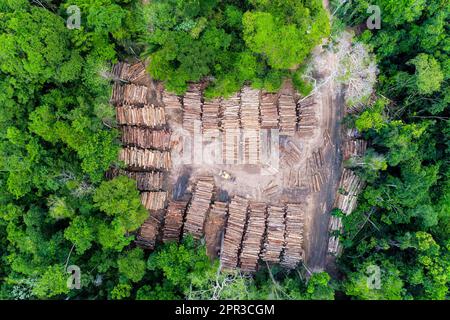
[119,147,172,170]
[113,62,147,84]
[327,216,342,255]
[204,202,228,258]
[162,90,182,110]
[182,85,202,135]
[221,92,241,130]
[343,139,367,161]
[112,62,130,81]
[282,140,302,167]
[136,209,165,249]
[297,97,318,135]
[240,87,260,129]
[334,169,364,215]
[327,169,365,255]
[278,92,297,136]
[260,93,279,128]
[240,202,267,272]
[116,105,166,127]
[107,169,164,191]
[281,203,304,269]
[162,201,187,243]
[111,83,124,105]
[262,180,280,198]
[122,84,149,105]
[240,87,261,164]
[221,196,249,270]
[183,178,214,239]
[307,148,325,192]
[121,127,171,150]
[202,98,221,132]
[141,191,168,211]
[261,205,285,263]
[126,62,147,84]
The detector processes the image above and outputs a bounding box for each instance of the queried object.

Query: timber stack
[240,87,261,164]
[111,61,173,250]
[281,203,304,269]
[261,205,285,263]
[121,127,171,150]
[182,85,202,135]
[278,90,297,136]
[260,93,279,128]
[221,196,249,270]
[140,191,168,211]
[307,148,325,192]
[221,92,241,164]
[162,201,187,243]
[297,96,318,136]
[108,169,164,191]
[162,90,182,111]
[112,61,147,85]
[239,202,267,272]
[343,139,367,161]
[202,98,221,133]
[327,169,365,255]
[119,147,172,170]
[204,202,229,258]
[116,105,166,127]
[136,209,165,249]
[183,177,215,239]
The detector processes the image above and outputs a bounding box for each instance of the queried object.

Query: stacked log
[327,216,342,255]
[112,62,130,81]
[260,93,279,129]
[281,203,304,269]
[107,169,164,191]
[278,92,297,136]
[183,178,214,239]
[204,202,228,258]
[261,205,285,263]
[202,98,221,132]
[240,86,260,129]
[119,147,172,170]
[111,83,124,105]
[162,90,182,110]
[327,169,365,255]
[140,191,168,211]
[334,169,364,215]
[307,148,325,192]
[240,202,267,272]
[122,84,149,105]
[221,92,241,164]
[221,92,241,130]
[162,201,187,243]
[221,196,249,270]
[121,127,171,150]
[297,97,318,135]
[240,87,261,164]
[116,105,166,127]
[282,140,302,167]
[343,139,367,161]
[136,209,165,249]
[127,62,147,84]
[262,180,280,198]
[182,85,202,135]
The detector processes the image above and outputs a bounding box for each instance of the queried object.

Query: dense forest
[0,0,448,300]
